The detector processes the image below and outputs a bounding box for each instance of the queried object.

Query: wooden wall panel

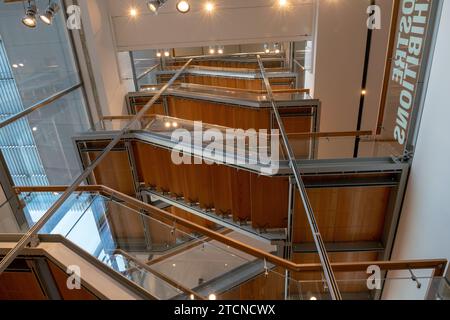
[250,175,289,229]
[293,186,393,243]
[210,164,233,216]
[168,97,271,130]
[135,102,165,116]
[133,143,171,192]
[230,170,252,223]
[89,151,135,196]
[219,269,285,300]
[0,271,46,300]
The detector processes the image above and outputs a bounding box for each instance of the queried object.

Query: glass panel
[0,0,80,108]
[0,88,90,186]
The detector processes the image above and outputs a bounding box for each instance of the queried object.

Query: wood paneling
[168,97,271,130]
[230,170,252,223]
[211,164,233,216]
[293,186,393,243]
[89,151,135,196]
[250,175,289,229]
[0,271,46,300]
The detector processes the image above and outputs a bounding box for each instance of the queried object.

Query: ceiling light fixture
[156,51,162,58]
[176,1,190,13]
[217,46,224,54]
[164,49,170,57]
[279,0,288,7]
[264,43,271,54]
[129,7,138,17]
[205,2,215,13]
[40,1,59,25]
[208,46,215,54]
[22,1,37,28]
[147,0,168,15]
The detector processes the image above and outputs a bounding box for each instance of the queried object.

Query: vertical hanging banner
[378,0,435,155]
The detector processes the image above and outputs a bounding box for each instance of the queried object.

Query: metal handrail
[136,64,160,81]
[0,83,82,129]
[257,55,342,300]
[0,59,193,275]
[11,185,449,278]
[293,59,306,72]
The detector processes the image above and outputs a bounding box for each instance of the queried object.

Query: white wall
[78,0,129,116]
[108,0,314,51]
[313,0,370,158]
[382,1,450,300]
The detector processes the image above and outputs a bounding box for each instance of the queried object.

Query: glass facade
[0,0,91,186]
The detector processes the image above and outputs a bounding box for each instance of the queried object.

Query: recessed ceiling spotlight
[156,51,162,57]
[129,7,138,17]
[205,2,215,12]
[12,64,19,68]
[217,46,224,54]
[147,0,168,15]
[22,1,37,28]
[164,50,170,57]
[209,46,215,54]
[40,2,60,25]
[176,1,190,13]
[19,63,24,67]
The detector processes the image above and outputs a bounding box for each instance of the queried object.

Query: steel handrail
[0,83,82,129]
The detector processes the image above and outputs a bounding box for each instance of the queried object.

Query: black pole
[354,0,376,158]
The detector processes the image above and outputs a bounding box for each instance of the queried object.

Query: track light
[40,2,60,25]
[147,0,168,14]
[22,1,37,28]
[176,1,190,13]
